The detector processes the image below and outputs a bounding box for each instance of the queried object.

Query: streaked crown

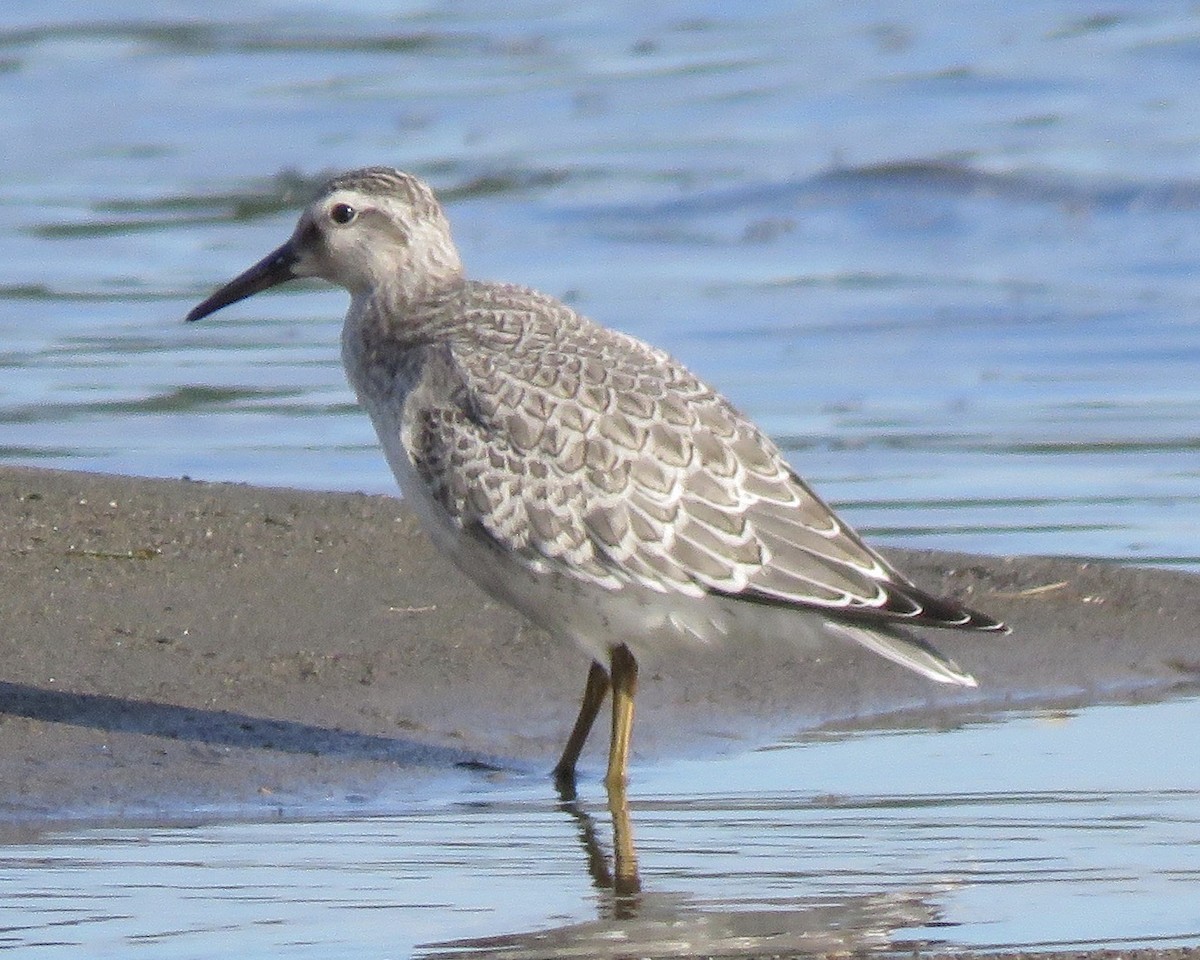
[322,167,444,220]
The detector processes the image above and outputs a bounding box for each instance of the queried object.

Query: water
[3,698,1199,957]
[2,1,1200,955]
[2,1,1199,563]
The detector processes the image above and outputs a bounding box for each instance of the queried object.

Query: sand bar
[1,464,1198,823]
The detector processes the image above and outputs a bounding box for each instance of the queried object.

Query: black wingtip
[890,584,1009,634]
[958,600,1011,634]
[967,612,1011,634]
[708,580,1009,635]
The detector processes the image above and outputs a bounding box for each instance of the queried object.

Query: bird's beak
[185,239,299,323]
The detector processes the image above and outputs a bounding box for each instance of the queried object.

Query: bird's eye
[329,202,357,225]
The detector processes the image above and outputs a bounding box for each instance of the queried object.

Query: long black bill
[185,240,299,323]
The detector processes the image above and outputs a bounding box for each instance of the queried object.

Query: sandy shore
[3,463,1198,825]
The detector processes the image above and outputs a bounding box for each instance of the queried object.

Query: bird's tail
[824,620,978,688]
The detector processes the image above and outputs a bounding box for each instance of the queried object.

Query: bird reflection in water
[556,779,641,920]
[417,784,948,959]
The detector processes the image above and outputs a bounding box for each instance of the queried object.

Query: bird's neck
[347,278,467,353]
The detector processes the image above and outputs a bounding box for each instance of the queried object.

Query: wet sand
[3,463,1198,824]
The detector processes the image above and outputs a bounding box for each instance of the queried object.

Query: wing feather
[400,285,1004,634]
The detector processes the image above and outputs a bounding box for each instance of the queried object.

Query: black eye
[329,202,357,225]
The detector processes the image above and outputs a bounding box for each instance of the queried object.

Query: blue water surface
[1,0,1198,563]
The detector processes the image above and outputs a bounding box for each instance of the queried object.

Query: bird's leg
[605,643,639,790]
[553,660,611,785]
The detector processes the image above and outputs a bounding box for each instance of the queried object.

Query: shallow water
[3,698,1199,958]
[2,2,1200,955]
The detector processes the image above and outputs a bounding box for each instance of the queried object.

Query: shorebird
[186,167,1007,789]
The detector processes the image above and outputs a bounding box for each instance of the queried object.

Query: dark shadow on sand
[0,680,504,771]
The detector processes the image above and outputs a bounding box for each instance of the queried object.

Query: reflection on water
[558,781,641,914]
[2,698,1198,958]
[421,784,942,959]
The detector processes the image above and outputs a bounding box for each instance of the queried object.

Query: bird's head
[186,167,463,323]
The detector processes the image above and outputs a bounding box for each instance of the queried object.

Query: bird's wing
[406,289,1003,633]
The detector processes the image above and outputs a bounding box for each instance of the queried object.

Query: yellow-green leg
[553,660,610,784]
[605,644,638,789]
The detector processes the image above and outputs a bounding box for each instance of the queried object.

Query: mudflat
[1,464,1198,822]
